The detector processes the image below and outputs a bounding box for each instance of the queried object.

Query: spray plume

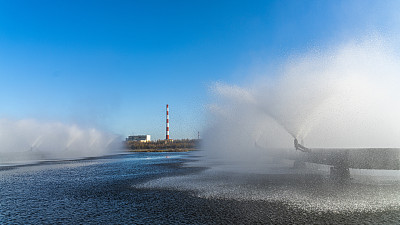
[0,119,121,164]
[202,37,400,163]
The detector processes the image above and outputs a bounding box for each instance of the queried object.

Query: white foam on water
[135,163,400,213]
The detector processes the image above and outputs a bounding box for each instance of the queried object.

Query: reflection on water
[0,153,185,224]
[2,152,400,224]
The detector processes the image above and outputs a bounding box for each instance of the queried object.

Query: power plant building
[126,135,151,142]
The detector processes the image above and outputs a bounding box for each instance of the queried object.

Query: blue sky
[0,0,399,140]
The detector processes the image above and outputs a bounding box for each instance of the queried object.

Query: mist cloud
[0,119,121,164]
[202,36,400,163]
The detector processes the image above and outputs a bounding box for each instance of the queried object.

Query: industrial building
[126,135,151,142]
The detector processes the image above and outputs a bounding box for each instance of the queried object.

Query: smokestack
[166,104,169,140]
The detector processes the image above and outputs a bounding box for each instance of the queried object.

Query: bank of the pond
[127,148,197,152]
[125,139,199,152]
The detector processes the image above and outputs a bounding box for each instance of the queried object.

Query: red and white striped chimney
[166,104,170,140]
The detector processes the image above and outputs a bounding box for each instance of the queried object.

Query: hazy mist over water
[0,118,121,164]
[136,38,400,218]
[201,37,400,163]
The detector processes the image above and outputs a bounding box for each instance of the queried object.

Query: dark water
[1,152,400,224]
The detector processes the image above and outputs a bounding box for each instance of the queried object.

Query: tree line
[125,139,199,150]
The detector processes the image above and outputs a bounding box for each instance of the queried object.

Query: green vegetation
[125,139,199,152]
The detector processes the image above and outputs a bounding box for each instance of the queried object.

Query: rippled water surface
[1,152,400,224]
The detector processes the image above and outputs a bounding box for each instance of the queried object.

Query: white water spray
[202,37,400,164]
[0,118,121,164]
[137,37,400,214]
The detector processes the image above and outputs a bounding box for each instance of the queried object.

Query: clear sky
[0,0,399,140]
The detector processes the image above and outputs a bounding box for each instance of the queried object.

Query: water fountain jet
[0,119,122,165]
[202,37,400,180]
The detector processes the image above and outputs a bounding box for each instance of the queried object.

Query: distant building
[126,135,151,142]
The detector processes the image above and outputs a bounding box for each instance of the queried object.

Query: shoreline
[127,148,197,153]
